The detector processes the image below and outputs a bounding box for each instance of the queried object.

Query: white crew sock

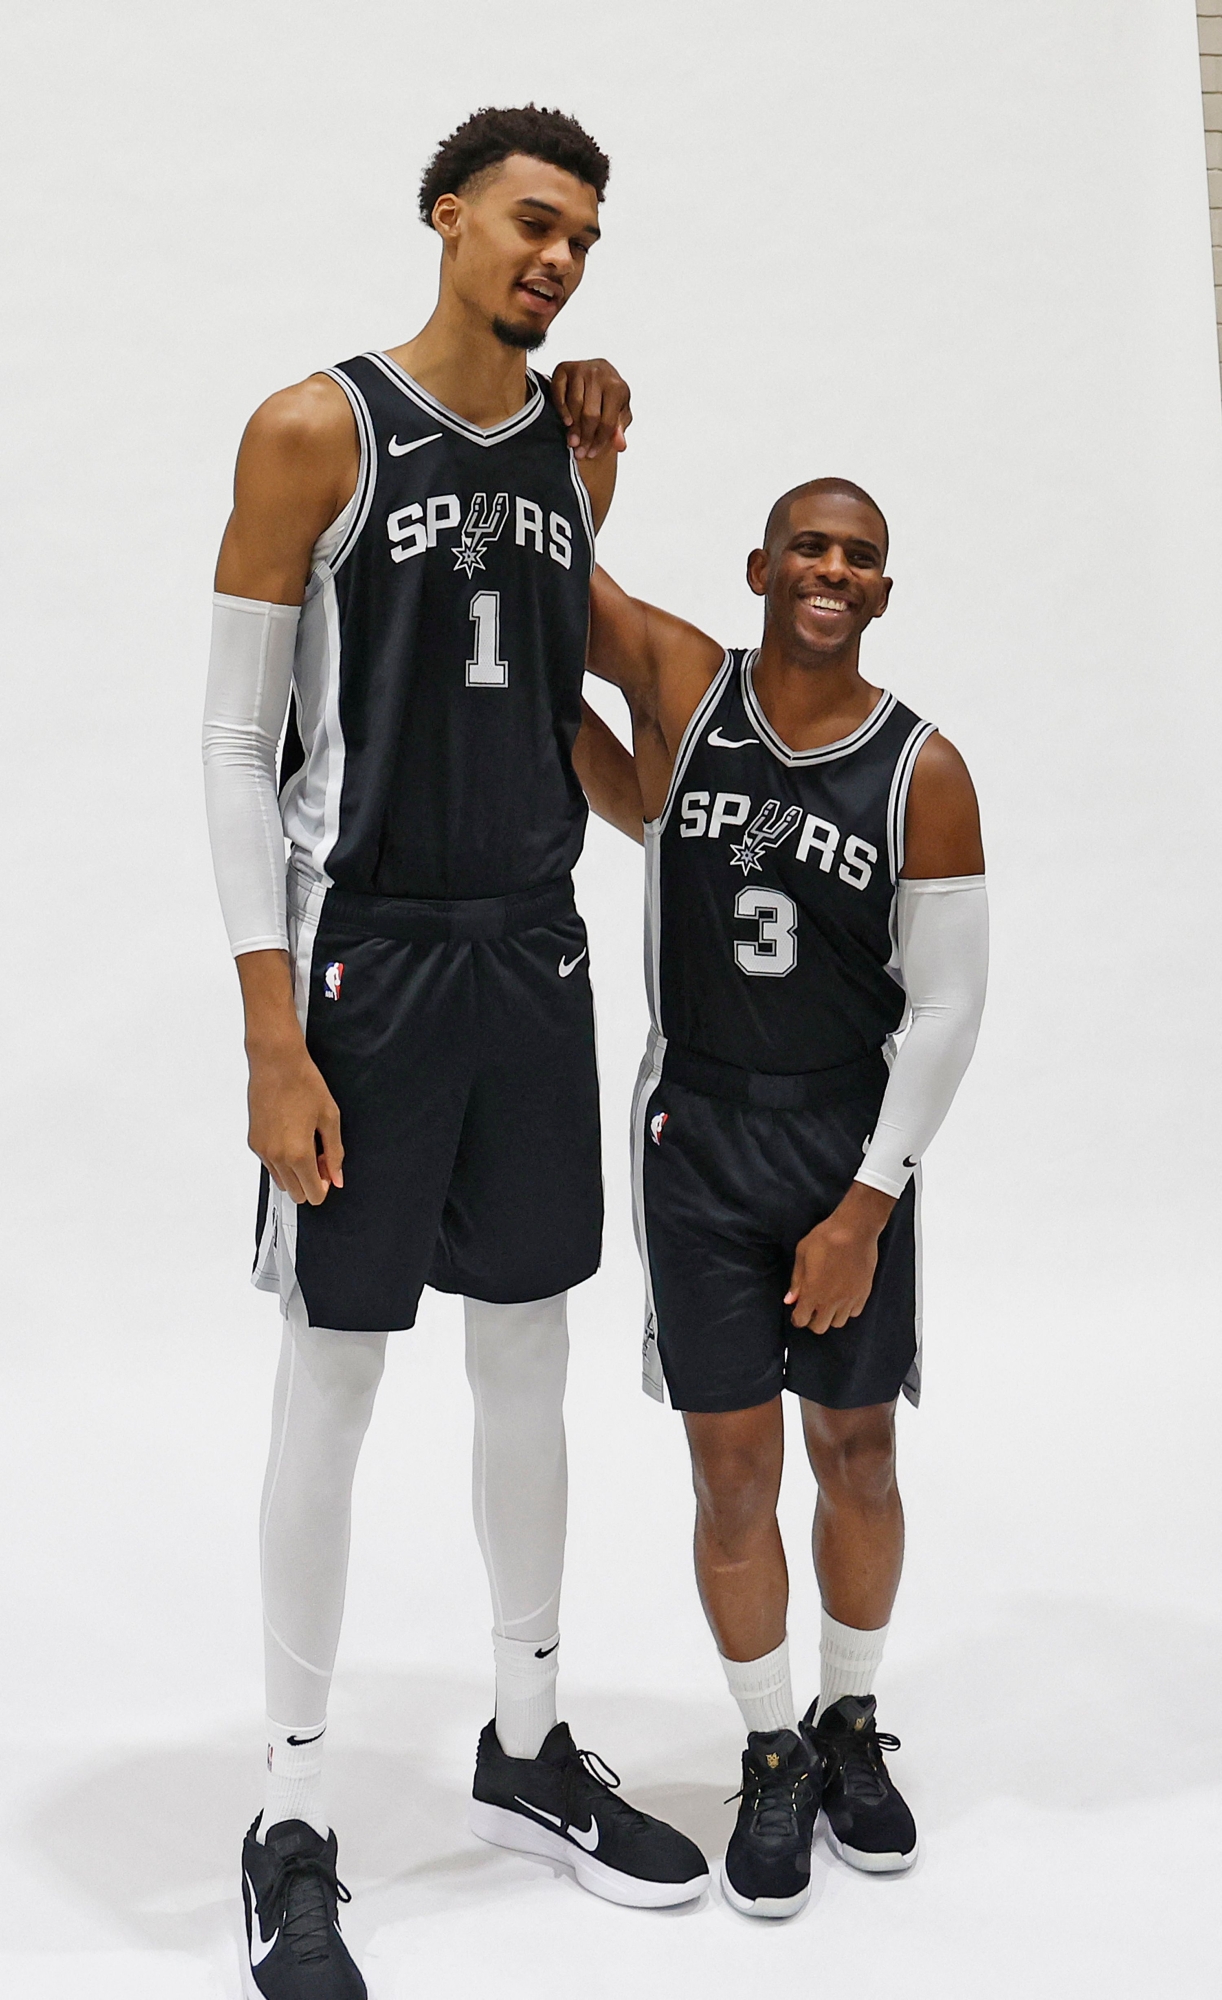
[492,1631,560,1759]
[261,1716,328,1839]
[719,1637,798,1735]
[819,1611,889,1714]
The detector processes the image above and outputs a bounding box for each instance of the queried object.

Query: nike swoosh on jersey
[245,1876,278,1966]
[707,728,760,748]
[558,949,588,977]
[387,431,443,456]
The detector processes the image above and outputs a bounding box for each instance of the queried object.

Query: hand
[247,1041,344,1207]
[785,1182,896,1334]
[551,358,632,460]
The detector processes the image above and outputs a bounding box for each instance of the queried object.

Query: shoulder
[902,730,984,877]
[241,373,356,467]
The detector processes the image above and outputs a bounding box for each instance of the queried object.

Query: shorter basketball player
[586,480,988,1916]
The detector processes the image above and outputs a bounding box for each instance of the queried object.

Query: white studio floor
[2,1612,1220,1999]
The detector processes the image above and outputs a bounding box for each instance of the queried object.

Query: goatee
[491,315,547,353]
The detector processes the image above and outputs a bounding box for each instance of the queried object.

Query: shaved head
[764,478,889,561]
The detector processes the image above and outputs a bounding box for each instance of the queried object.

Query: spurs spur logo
[452,491,510,575]
[729,799,804,876]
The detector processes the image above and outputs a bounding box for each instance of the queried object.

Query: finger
[574,381,607,459]
[560,365,585,448]
[291,1150,330,1206]
[551,364,573,428]
[318,1109,344,1189]
[263,1160,287,1194]
[269,1158,306,1204]
[613,424,628,453]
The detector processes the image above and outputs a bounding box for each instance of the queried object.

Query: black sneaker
[241,1816,366,1999]
[803,1694,918,1873]
[470,1719,709,1907]
[721,1728,822,1919]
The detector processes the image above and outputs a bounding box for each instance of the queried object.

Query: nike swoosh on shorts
[558,950,588,977]
[388,431,443,456]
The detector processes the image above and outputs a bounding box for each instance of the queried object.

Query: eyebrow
[516,196,601,240]
[794,531,883,563]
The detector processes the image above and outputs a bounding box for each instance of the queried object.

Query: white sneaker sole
[719,1855,810,1919]
[822,1817,918,1874]
[469,1799,708,1908]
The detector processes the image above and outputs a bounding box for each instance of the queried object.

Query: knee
[297,1326,387,1430]
[465,1295,569,1402]
[811,1419,897,1509]
[692,1445,779,1547]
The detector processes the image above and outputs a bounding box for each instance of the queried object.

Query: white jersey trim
[320,368,377,572]
[363,351,546,447]
[651,652,735,835]
[567,453,597,570]
[741,652,897,767]
[630,1031,668,1403]
[885,720,938,882]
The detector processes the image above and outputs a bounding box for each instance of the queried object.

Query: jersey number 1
[467,590,509,688]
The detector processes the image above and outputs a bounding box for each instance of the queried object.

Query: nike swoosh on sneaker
[245,1875,278,1966]
[558,950,587,978]
[387,431,443,456]
[707,728,759,748]
[512,1798,599,1852]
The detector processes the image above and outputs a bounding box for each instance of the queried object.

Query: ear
[872,575,893,620]
[746,546,769,598]
[430,192,463,243]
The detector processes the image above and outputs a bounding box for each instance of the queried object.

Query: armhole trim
[653,651,736,834]
[320,367,376,572]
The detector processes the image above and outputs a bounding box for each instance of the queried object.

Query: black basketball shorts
[632,1037,921,1415]
[254,867,603,1332]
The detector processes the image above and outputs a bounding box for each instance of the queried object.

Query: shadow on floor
[20,1594,1222,1963]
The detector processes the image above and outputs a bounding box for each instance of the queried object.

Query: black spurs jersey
[280,352,596,899]
[646,650,936,1073]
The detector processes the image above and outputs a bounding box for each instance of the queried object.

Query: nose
[538,237,575,282]
[813,542,851,584]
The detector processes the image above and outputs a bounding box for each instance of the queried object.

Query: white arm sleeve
[201,592,299,957]
[855,876,989,1198]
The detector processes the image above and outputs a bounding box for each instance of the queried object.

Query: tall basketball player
[203,108,707,2000]
[587,480,988,1918]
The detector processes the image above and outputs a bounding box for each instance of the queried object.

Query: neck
[387,287,533,428]
[751,625,879,751]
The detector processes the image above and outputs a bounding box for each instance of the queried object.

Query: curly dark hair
[418,105,609,228]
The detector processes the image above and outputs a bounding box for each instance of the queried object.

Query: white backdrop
[1,2,1220,1994]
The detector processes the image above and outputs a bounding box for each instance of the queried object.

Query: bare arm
[587,566,725,820]
[212,377,357,1205]
[572,701,643,844]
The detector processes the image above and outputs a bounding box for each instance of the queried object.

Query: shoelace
[836,1726,901,1805]
[563,1747,653,1832]
[726,1765,815,1839]
[264,1851,351,1964]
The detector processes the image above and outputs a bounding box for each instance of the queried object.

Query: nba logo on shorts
[650,1111,668,1145]
[324,961,344,1002]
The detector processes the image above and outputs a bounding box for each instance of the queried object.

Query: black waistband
[322,876,575,944]
[661,1041,887,1111]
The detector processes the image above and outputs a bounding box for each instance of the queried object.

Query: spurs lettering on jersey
[679,789,878,893]
[387,489,573,571]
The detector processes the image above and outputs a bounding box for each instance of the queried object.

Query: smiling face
[747,487,892,659]
[430,153,601,350]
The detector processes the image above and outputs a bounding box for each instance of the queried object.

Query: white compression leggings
[259,1293,569,1725]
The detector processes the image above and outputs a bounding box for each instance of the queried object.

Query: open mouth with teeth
[516,278,561,313]
[801,595,853,616]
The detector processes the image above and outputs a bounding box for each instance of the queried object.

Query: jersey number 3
[734,885,797,977]
[467,590,509,688]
